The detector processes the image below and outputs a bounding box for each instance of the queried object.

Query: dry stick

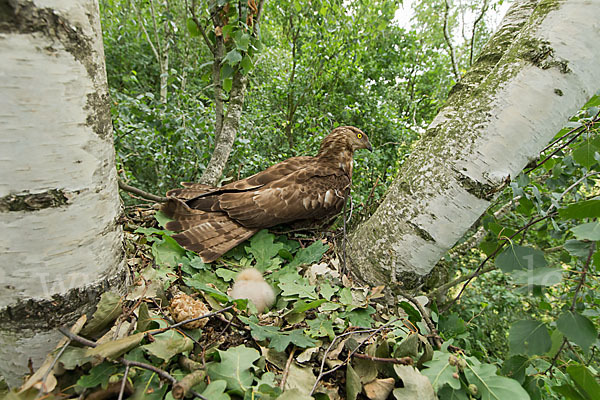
[117,365,130,400]
[279,346,296,390]
[309,320,399,396]
[526,112,599,173]
[352,353,413,365]
[149,305,234,335]
[118,178,168,202]
[35,340,71,399]
[172,370,207,399]
[57,328,209,400]
[395,288,442,349]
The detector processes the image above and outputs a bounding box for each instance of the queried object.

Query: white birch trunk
[0,0,125,387]
[349,0,600,288]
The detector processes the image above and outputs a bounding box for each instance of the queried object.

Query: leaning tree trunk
[0,0,125,387]
[349,0,600,288]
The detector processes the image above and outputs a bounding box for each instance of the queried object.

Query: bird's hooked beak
[365,138,373,152]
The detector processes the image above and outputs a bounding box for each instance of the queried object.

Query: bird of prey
[162,126,372,262]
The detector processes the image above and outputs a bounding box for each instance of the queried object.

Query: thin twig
[35,340,71,398]
[526,112,599,173]
[117,365,130,400]
[57,328,209,400]
[352,353,413,365]
[395,288,442,349]
[571,242,596,311]
[442,212,557,311]
[279,346,296,389]
[443,0,460,80]
[309,320,399,396]
[149,305,234,334]
[118,178,168,202]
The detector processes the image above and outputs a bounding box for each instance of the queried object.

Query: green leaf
[556,311,597,353]
[346,363,362,400]
[278,273,317,299]
[131,368,169,400]
[86,332,145,360]
[77,362,117,389]
[306,314,335,339]
[495,245,547,273]
[154,210,172,228]
[152,235,186,267]
[137,302,152,332]
[142,330,193,362]
[223,77,233,92]
[186,18,200,37]
[393,365,437,400]
[564,240,594,258]
[439,313,467,336]
[236,33,251,51]
[240,315,316,351]
[245,230,284,271]
[511,267,563,286]
[59,347,94,370]
[435,385,469,400]
[572,141,599,169]
[571,222,600,240]
[567,364,600,399]
[240,54,253,72]
[464,362,531,400]
[500,355,529,384]
[216,268,237,282]
[270,329,317,352]
[290,299,327,313]
[422,351,461,391]
[207,345,260,395]
[288,241,329,268]
[184,278,230,302]
[509,320,551,356]
[201,380,230,400]
[399,301,422,323]
[224,49,243,66]
[559,199,600,219]
[551,384,586,400]
[344,307,375,327]
[81,292,123,335]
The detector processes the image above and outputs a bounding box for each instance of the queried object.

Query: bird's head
[327,126,372,153]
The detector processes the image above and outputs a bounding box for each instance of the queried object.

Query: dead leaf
[363,377,395,400]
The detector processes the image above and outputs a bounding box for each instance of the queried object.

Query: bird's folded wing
[217,172,350,228]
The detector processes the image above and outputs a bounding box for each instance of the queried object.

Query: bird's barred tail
[162,198,257,263]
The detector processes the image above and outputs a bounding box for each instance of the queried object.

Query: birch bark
[0,0,125,386]
[348,0,600,288]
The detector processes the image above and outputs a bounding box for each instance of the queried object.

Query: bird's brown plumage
[162,126,372,262]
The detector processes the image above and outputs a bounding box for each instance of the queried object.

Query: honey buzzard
[162,126,372,262]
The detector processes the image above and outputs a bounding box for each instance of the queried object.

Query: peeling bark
[348,0,600,289]
[0,0,125,386]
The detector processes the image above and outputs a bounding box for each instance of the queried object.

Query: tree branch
[443,0,460,80]
[469,0,489,66]
[117,178,168,202]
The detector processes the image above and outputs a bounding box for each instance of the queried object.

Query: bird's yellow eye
[357,133,362,139]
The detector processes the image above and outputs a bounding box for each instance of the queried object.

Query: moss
[0,189,70,212]
[456,174,495,201]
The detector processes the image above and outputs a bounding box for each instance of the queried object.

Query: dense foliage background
[90,0,600,399]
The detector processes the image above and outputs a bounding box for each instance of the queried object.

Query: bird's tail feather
[162,197,257,263]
